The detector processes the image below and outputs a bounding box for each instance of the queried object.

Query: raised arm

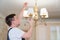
[22,18,33,39]
[18,2,27,23]
[18,2,33,39]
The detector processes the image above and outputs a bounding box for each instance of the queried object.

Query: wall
[0,16,60,40]
[0,17,8,40]
[36,22,60,40]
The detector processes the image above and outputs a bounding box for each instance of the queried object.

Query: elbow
[25,34,31,39]
[26,35,31,38]
[27,35,31,38]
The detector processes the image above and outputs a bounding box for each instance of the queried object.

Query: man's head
[5,14,20,27]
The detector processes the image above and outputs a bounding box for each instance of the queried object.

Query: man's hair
[5,14,16,26]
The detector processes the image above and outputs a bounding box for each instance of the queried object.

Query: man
[5,2,33,40]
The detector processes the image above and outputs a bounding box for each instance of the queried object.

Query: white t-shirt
[9,27,25,40]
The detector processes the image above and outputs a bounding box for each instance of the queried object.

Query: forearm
[18,2,27,23]
[23,25,33,39]
[18,7,25,21]
[27,19,33,37]
[27,26,33,36]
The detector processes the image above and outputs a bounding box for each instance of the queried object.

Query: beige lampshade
[27,8,34,17]
[23,10,29,17]
[40,8,48,18]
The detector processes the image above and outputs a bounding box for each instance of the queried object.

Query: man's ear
[11,20,15,25]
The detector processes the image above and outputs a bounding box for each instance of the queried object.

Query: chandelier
[23,0,48,40]
[23,0,48,25]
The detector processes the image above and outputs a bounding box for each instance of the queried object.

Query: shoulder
[9,27,25,38]
[9,27,25,34]
[9,27,21,32]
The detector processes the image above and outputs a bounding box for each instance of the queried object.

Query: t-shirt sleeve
[17,30,25,37]
[16,29,25,38]
[9,28,25,39]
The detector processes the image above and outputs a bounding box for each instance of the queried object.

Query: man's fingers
[24,2,28,7]
[24,2,27,5]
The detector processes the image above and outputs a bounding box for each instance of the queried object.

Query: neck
[10,25,16,28]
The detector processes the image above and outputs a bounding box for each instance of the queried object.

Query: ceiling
[0,0,60,19]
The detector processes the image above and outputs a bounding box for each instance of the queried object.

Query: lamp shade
[27,8,34,16]
[40,8,48,18]
[23,10,29,17]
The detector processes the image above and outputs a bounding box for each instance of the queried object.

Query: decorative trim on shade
[27,8,34,16]
[23,10,29,17]
[40,8,48,18]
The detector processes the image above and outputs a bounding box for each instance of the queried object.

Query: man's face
[12,16,20,27]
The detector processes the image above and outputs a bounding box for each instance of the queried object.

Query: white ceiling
[0,0,60,19]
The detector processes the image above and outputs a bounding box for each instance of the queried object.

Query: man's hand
[23,2,28,9]
[28,18,33,27]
